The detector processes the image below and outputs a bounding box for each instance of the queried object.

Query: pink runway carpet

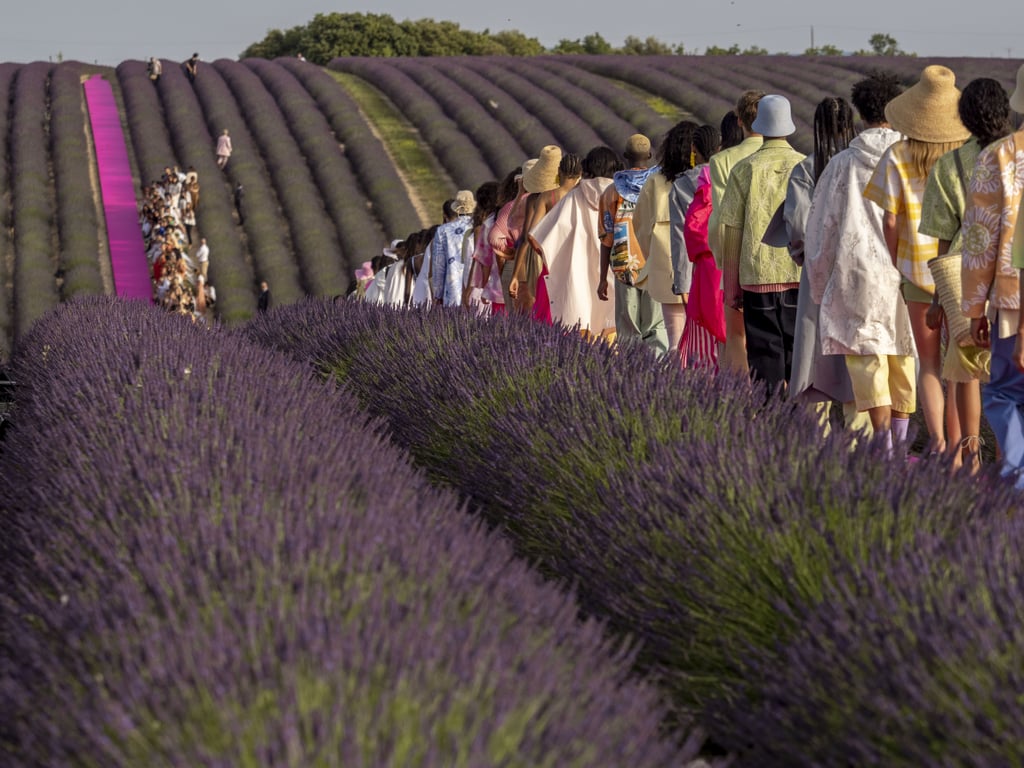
[83,75,151,301]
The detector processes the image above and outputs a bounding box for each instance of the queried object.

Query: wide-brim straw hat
[522,145,561,193]
[1010,62,1024,113]
[751,95,796,137]
[885,65,970,143]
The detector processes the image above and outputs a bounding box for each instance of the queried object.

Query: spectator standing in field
[597,134,667,354]
[234,182,245,224]
[184,53,199,83]
[147,57,162,83]
[634,120,699,353]
[216,129,232,170]
[963,63,1024,486]
[708,91,765,373]
[531,146,622,338]
[920,77,1012,470]
[804,71,913,455]
[195,237,210,282]
[258,281,270,313]
[783,96,868,434]
[720,95,806,396]
[863,64,971,457]
[431,190,476,307]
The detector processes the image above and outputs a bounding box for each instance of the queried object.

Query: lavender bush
[0,297,692,767]
[278,57,423,237]
[10,62,59,341]
[0,64,18,358]
[50,63,106,299]
[242,298,1023,761]
[215,59,346,297]
[189,60,305,304]
[246,58,387,271]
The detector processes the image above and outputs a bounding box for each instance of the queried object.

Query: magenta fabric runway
[83,75,151,301]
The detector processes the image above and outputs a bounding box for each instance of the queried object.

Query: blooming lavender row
[329,57,495,189]
[49,63,107,300]
[149,59,256,321]
[115,61,179,190]
[727,516,1024,765]
[0,64,18,358]
[242,298,1022,764]
[528,57,673,145]
[0,297,692,767]
[189,60,305,305]
[245,58,387,272]
[390,58,526,176]
[9,62,60,341]
[430,59,560,163]
[442,57,605,154]
[214,59,347,297]
[276,57,423,237]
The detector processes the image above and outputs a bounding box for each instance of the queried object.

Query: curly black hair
[850,69,903,125]
[658,120,699,182]
[958,78,1012,149]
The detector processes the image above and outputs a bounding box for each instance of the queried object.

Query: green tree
[552,38,586,54]
[869,32,901,56]
[705,44,741,56]
[741,45,769,55]
[582,33,614,54]
[490,30,545,56]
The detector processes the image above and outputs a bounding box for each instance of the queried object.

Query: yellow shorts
[845,354,917,414]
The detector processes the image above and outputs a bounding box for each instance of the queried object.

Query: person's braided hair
[813,97,856,181]
[658,120,700,182]
[693,124,722,163]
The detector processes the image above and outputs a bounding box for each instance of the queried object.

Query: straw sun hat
[885,65,970,143]
[522,145,562,193]
[452,189,476,216]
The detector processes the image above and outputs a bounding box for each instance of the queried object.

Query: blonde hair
[906,137,965,179]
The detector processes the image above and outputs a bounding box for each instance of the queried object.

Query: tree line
[240,13,913,64]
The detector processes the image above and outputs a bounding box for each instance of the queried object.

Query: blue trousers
[983,333,1024,488]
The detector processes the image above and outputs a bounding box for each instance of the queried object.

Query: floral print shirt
[961,129,1024,319]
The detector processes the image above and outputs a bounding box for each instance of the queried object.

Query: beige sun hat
[452,189,476,216]
[522,145,562,193]
[885,65,970,143]
[1010,62,1024,113]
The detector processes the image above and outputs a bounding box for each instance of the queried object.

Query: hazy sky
[2,1,1020,65]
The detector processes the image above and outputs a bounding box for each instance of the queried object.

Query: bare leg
[907,300,946,453]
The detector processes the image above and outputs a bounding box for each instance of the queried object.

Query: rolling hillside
[0,54,1019,357]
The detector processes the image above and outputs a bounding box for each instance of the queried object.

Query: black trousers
[743,288,799,396]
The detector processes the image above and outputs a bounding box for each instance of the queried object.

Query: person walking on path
[216,129,232,170]
[184,53,199,83]
[720,95,806,396]
[597,134,667,354]
[195,238,210,282]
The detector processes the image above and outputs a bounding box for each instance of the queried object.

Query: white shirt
[196,243,210,264]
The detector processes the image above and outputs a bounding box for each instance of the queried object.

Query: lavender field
[1,50,1023,765]
[0,55,1020,354]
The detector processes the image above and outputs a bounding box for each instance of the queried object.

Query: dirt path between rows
[80,74,115,296]
[349,104,433,229]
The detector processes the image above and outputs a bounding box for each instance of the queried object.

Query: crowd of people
[139,165,216,322]
[353,62,1024,487]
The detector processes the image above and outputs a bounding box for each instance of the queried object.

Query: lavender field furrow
[49,63,107,300]
[189,61,304,304]
[277,57,423,236]
[215,59,347,297]
[0,64,18,358]
[329,57,494,188]
[9,62,59,341]
[391,57,525,175]
[147,59,256,321]
[245,58,387,272]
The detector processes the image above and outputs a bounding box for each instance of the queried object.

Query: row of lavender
[0,297,695,766]
[0,61,111,357]
[243,299,1024,766]
[329,55,1021,174]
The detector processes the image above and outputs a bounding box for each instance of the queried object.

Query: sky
[1,1,1020,66]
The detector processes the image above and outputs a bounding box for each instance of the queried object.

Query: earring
[690,148,696,167]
